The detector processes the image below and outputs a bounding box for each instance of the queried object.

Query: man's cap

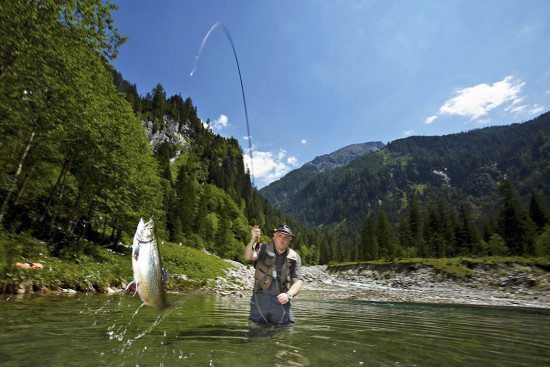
[274,224,294,237]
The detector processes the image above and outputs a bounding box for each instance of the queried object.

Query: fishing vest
[254,242,298,294]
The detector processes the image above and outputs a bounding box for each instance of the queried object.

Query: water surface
[1,293,549,366]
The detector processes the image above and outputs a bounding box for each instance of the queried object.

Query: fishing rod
[190,22,255,185]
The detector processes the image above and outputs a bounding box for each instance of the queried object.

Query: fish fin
[162,268,169,283]
[125,280,138,295]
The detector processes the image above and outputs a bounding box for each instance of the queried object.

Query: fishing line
[254,291,269,324]
[189,21,255,185]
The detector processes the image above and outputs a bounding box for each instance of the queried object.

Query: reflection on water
[0,292,549,366]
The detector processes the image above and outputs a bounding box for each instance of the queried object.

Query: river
[1,292,549,366]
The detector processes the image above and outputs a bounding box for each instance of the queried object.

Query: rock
[210,260,550,309]
[173,274,188,281]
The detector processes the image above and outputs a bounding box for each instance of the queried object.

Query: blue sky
[112,0,550,188]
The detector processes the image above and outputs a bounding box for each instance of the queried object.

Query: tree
[529,192,549,232]
[487,233,508,256]
[0,1,164,246]
[424,195,455,258]
[360,214,378,260]
[377,209,398,260]
[398,192,423,254]
[497,179,537,255]
[151,83,166,123]
[455,204,481,255]
[535,225,550,256]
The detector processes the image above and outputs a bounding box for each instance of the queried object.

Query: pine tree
[455,204,480,255]
[497,178,537,255]
[535,225,550,256]
[215,203,233,258]
[529,192,549,232]
[151,83,166,121]
[360,214,378,260]
[398,192,423,255]
[424,194,457,257]
[377,209,397,260]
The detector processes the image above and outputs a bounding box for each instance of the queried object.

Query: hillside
[260,141,384,207]
[262,113,549,226]
[0,0,327,272]
[258,113,550,262]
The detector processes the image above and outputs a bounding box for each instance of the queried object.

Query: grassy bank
[329,256,550,278]
[0,232,231,294]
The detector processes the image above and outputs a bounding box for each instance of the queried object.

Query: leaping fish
[126,218,168,309]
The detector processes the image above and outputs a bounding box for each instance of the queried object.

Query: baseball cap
[274,224,294,237]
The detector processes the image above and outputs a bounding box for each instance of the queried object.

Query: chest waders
[253,243,298,324]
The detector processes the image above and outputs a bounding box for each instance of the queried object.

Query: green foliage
[0,232,130,292]
[0,1,328,276]
[331,256,550,279]
[0,231,232,292]
[0,1,163,248]
[487,234,509,256]
[259,112,550,264]
[535,225,550,257]
[530,192,549,232]
[160,241,230,282]
[497,179,537,255]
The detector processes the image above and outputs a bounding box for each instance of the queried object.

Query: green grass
[0,231,232,293]
[160,241,231,289]
[329,256,550,278]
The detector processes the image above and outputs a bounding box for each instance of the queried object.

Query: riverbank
[216,259,550,309]
[2,233,549,309]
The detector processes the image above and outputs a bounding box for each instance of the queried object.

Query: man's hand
[244,225,261,261]
[251,225,261,243]
[277,292,290,304]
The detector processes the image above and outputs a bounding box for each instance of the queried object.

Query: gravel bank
[217,261,550,309]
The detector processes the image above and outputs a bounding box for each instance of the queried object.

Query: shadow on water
[174,322,290,343]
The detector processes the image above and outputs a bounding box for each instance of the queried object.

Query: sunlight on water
[0,293,549,366]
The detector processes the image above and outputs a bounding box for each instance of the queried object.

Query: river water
[1,292,549,366]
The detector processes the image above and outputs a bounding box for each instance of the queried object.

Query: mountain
[259,113,550,227]
[306,142,386,172]
[260,141,384,206]
[109,71,330,262]
[255,113,549,262]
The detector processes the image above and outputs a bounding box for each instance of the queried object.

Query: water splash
[189,22,254,184]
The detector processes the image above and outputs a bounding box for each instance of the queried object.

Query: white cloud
[210,114,229,131]
[506,102,544,116]
[404,129,414,136]
[425,115,437,124]
[301,139,307,144]
[508,105,527,114]
[439,76,525,120]
[529,104,544,115]
[243,148,299,187]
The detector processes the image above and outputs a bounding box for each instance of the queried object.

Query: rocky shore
[216,260,550,309]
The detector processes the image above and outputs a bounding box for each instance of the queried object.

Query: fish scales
[129,218,168,309]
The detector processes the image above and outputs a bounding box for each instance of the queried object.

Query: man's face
[273,231,292,252]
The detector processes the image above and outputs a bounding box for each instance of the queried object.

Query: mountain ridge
[260,141,384,205]
[261,113,550,227]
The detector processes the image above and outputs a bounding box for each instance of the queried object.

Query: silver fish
[126,218,168,309]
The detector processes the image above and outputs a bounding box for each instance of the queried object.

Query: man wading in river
[244,225,304,325]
